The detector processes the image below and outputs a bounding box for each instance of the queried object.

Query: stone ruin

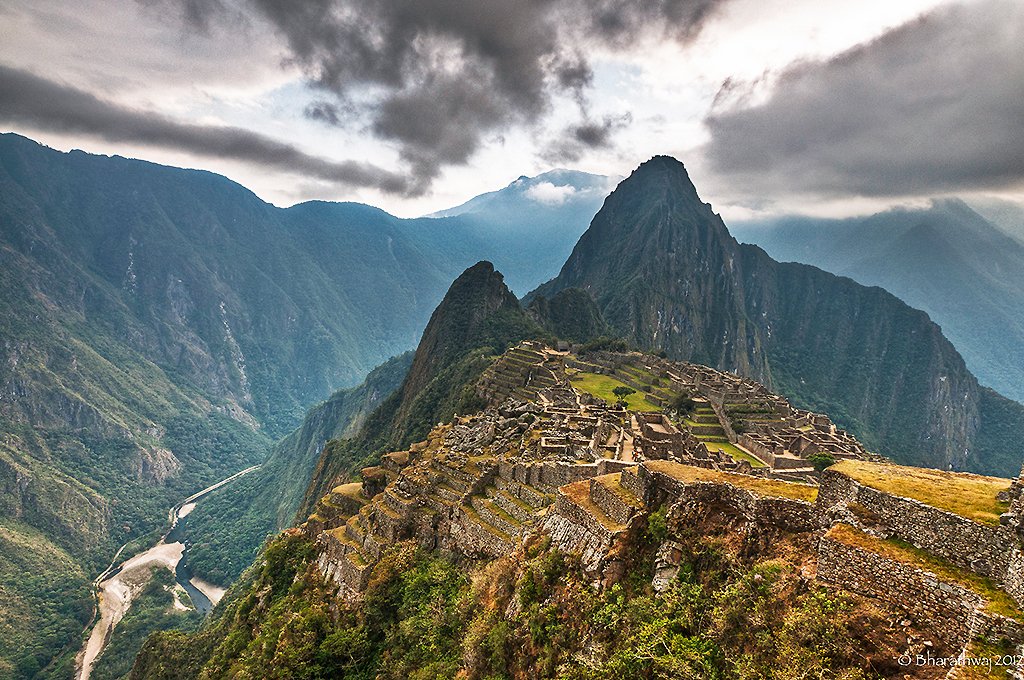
[304,342,1024,673]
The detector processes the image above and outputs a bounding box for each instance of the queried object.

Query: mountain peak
[623,155,700,198]
[530,155,734,307]
[399,261,532,410]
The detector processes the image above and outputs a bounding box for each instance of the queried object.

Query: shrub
[807,453,836,471]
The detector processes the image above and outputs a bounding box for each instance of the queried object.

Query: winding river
[75,465,259,680]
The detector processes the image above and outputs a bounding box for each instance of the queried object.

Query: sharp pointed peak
[616,154,702,201]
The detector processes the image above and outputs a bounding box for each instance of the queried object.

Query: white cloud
[525,182,578,206]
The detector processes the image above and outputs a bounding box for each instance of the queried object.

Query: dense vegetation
[0,520,91,679]
[733,199,1024,403]
[184,354,412,586]
[92,570,202,680]
[134,514,904,679]
[0,407,267,678]
[527,287,611,343]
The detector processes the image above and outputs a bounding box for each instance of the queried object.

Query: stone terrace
[307,342,1024,670]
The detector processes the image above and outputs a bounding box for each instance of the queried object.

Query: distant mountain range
[732,199,1024,403]
[0,133,598,676]
[427,169,613,294]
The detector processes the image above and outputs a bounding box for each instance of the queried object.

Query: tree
[671,392,695,416]
[807,453,836,472]
[612,386,636,406]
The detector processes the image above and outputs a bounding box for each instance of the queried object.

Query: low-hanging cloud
[0,65,415,194]
[541,113,634,164]
[525,181,578,206]
[704,0,1024,201]
[170,0,721,189]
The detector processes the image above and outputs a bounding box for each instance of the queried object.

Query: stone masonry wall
[817,470,1021,586]
[817,535,981,650]
[641,466,818,534]
[542,492,619,571]
[589,477,637,525]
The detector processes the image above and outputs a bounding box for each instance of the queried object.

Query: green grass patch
[703,441,767,468]
[570,373,660,412]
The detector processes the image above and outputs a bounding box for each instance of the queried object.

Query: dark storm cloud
[542,113,633,164]
[704,0,1024,199]
[0,65,415,194]
[168,0,722,188]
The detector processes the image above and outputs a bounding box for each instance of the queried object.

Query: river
[75,465,259,680]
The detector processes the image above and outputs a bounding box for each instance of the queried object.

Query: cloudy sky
[0,0,1021,219]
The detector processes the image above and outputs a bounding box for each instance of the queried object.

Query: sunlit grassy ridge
[831,459,1011,526]
[645,460,818,502]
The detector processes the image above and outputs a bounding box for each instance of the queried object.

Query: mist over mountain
[428,169,613,294]
[732,200,1024,403]
[968,197,1024,246]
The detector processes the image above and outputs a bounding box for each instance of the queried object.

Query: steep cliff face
[733,200,1024,403]
[182,353,413,586]
[398,261,526,409]
[526,287,610,343]
[301,262,543,513]
[535,157,766,378]
[534,156,1023,475]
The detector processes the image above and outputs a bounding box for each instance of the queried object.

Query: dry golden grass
[332,482,365,500]
[560,480,628,531]
[827,523,1023,620]
[831,459,1011,526]
[593,472,643,507]
[644,460,818,502]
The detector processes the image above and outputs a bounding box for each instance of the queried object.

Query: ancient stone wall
[817,470,1021,586]
[542,492,619,570]
[589,477,637,525]
[639,465,817,533]
[817,535,980,650]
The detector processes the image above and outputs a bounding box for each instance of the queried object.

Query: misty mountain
[428,169,613,294]
[732,200,1024,402]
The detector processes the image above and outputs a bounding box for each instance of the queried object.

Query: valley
[2,142,1023,678]
[76,464,258,680]
[2,2,1022,676]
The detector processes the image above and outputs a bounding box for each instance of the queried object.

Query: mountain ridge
[533,156,1024,475]
[733,199,1024,402]
[0,133,589,677]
